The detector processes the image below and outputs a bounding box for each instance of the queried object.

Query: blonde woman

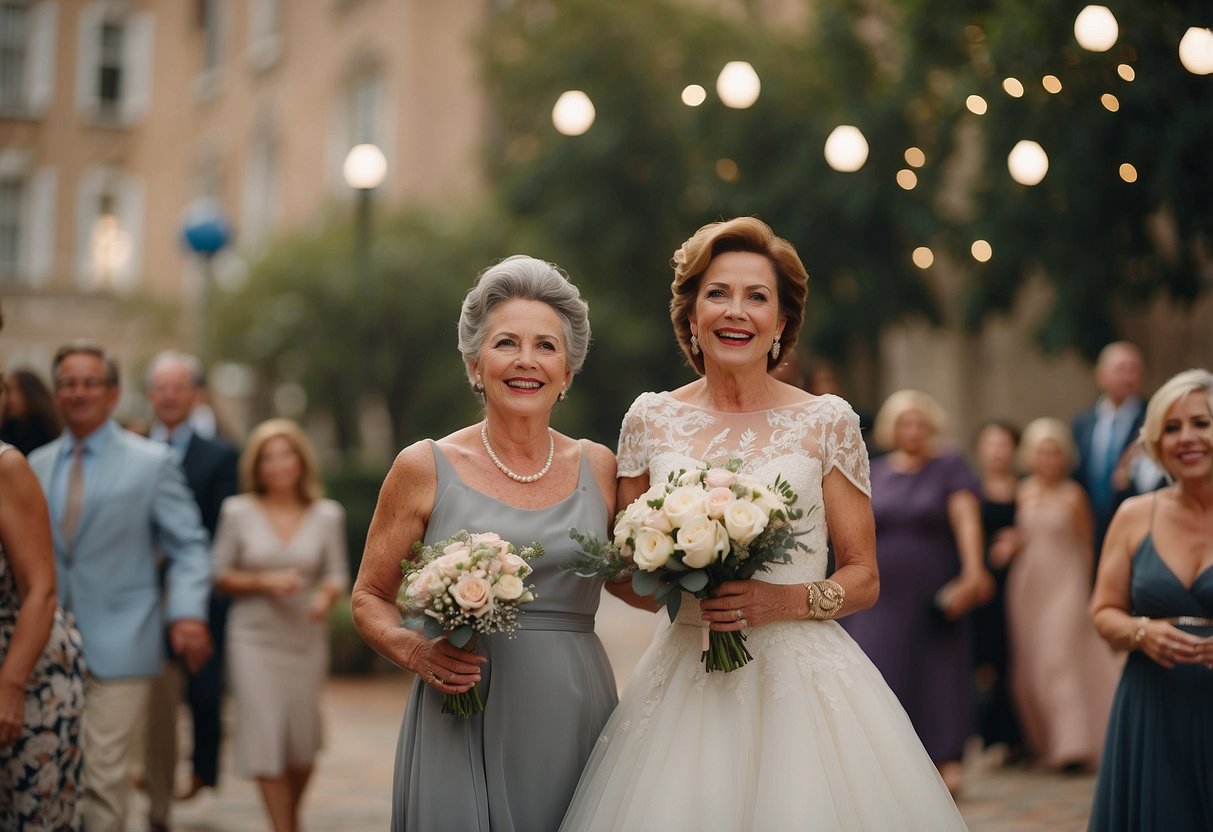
[212,419,348,832]
[841,389,993,794]
[1090,369,1213,831]
[1005,418,1118,772]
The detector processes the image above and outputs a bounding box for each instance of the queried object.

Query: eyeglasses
[55,378,112,392]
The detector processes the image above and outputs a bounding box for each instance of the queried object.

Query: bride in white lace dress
[560,218,966,831]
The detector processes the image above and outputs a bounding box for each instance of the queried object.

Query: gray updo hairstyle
[458,255,591,389]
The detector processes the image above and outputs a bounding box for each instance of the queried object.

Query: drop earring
[690,334,700,355]
[771,338,781,361]
[558,388,568,402]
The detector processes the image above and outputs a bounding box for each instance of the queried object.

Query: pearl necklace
[480,423,555,483]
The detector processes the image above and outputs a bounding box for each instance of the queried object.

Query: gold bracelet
[1129,616,1148,650]
[803,580,846,620]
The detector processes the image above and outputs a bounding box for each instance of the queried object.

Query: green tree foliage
[212,209,519,453]
[482,0,944,439]
[900,0,1212,357]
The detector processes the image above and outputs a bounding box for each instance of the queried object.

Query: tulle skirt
[560,613,968,831]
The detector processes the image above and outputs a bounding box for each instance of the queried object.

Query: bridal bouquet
[399,530,542,716]
[571,460,811,672]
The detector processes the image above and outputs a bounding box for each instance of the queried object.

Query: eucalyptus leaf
[421,617,444,640]
[448,624,475,649]
[632,569,659,596]
[665,588,683,622]
[679,570,709,592]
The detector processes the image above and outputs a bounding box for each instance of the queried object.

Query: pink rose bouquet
[571,460,811,672]
[400,530,542,716]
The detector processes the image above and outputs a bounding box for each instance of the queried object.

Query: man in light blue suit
[30,341,213,832]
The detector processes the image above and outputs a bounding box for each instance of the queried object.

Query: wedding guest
[842,389,993,795]
[970,420,1023,761]
[0,377,86,831]
[0,369,61,455]
[352,255,619,831]
[29,341,213,832]
[1073,341,1165,563]
[1089,368,1213,831]
[1004,418,1118,771]
[212,419,348,832]
[142,351,240,831]
[561,218,966,830]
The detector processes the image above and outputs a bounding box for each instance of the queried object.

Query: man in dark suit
[1072,341,1164,566]
[143,351,239,830]
[30,341,213,832]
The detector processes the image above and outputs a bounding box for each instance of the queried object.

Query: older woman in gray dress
[212,419,349,832]
[352,255,621,832]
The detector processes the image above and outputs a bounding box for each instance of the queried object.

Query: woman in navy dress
[1089,368,1213,831]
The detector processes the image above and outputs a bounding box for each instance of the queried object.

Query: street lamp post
[180,197,232,366]
[341,144,387,457]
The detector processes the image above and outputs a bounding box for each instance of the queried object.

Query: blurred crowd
[1,327,1208,831]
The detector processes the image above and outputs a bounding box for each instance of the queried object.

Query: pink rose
[704,467,736,489]
[450,575,495,617]
[641,508,673,534]
[496,552,530,577]
[704,486,735,519]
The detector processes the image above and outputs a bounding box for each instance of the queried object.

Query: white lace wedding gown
[560,392,968,831]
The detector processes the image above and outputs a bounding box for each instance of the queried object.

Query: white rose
[613,516,638,544]
[493,574,525,601]
[640,508,673,534]
[678,469,702,486]
[443,541,473,558]
[404,571,439,606]
[677,516,727,568]
[754,486,788,517]
[723,500,770,545]
[449,575,495,617]
[632,527,676,571]
[663,485,706,529]
[704,486,735,519]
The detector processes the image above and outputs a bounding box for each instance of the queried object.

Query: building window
[76,168,143,292]
[0,178,22,279]
[0,3,28,111]
[96,20,123,118]
[77,5,152,125]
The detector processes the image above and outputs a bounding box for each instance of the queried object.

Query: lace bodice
[617,392,871,586]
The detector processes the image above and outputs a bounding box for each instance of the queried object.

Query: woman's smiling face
[471,298,571,416]
[688,251,785,374]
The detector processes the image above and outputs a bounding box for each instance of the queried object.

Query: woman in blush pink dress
[1005,418,1119,771]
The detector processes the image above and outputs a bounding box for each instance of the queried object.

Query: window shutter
[27,1,58,116]
[120,11,152,124]
[26,167,55,287]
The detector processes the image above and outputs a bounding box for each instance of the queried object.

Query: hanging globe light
[552,91,596,136]
[1007,140,1049,186]
[823,125,869,172]
[1178,27,1213,75]
[1074,5,1118,52]
[716,62,761,108]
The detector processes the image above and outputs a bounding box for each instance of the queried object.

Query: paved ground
[136,596,1096,831]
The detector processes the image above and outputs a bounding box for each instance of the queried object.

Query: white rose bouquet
[399,530,542,716]
[571,459,811,673]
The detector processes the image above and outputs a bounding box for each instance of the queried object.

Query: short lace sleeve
[823,400,871,496]
[616,393,656,478]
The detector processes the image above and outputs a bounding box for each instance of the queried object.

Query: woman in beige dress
[1004,417,1119,771]
[213,419,349,832]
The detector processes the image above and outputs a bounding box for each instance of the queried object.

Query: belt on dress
[514,612,595,632]
[1159,616,1213,628]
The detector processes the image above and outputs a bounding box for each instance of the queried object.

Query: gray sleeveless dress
[391,441,618,832]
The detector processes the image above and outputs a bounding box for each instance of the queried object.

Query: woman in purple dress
[842,389,993,794]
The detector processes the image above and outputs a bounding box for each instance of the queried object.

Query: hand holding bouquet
[572,460,812,672]
[399,530,542,716]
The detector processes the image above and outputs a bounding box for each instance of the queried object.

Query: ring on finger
[733,608,743,621]
[429,671,441,685]
[739,617,749,628]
